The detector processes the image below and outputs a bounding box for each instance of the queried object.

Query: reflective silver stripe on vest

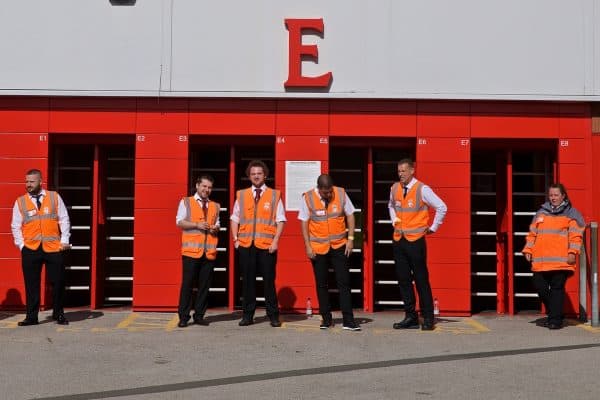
[569,243,581,250]
[182,242,217,250]
[524,241,534,248]
[532,256,568,263]
[183,197,191,221]
[20,193,58,223]
[394,227,428,236]
[42,235,60,242]
[239,232,275,239]
[393,182,427,212]
[569,226,584,233]
[309,231,347,243]
[536,229,567,236]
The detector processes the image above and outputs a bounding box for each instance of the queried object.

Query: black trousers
[393,236,434,319]
[311,246,354,323]
[21,246,65,320]
[532,270,569,325]
[178,255,214,321]
[238,245,279,319]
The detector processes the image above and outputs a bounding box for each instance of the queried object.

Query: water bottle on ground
[433,298,440,316]
[306,297,313,317]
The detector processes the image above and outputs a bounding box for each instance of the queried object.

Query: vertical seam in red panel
[507,151,514,315]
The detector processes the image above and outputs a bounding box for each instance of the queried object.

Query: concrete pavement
[1,309,599,400]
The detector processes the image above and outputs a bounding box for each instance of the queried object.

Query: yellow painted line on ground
[56,327,84,332]
[576,324,600,333]
[0,321,18,329]
[116,313,139,329]
[165,315,179,332]
[464,318,491,333]
[91,327,113,333]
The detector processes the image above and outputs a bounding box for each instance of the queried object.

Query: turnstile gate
[51,140,135,308]
[470,141,555,314]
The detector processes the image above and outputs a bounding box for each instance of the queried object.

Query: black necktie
[33,194,42,210]
[403,186,408,198]
[323,198,329,209]
[254,188,261,204]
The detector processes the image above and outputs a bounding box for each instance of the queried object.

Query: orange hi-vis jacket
[522,201,585,272]
[237,187,280,250]
[181,197,220,260]
[17,191,62,252]
[391,181,430,242]
[304,186,348,255]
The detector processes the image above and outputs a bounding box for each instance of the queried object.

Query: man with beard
[10,169,71,326]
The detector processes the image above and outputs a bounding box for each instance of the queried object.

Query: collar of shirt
[404,178,417,190]
[29,189,46,200]
[313,187,330,205]
[252,184,267,197]
[194,193,209,203]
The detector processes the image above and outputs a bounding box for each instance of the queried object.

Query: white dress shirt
[230,184,287,223]
[11,189,71,250]
[297,188,356,221]
[176,193,221,226]
[387,178,447,232]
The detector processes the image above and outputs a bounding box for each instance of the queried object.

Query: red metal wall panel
[135,159,187,184]
[189,99,276,134]
[0,159,47,183]
[0,233,19,258]
[135,184,185,210]
[134,260,181,285]
[417,137,470,163]
[136,99,189,134]
[330,100,417,137]
[0,133,49,158]
[0,98,49,133]
[276,100,329,135]
[417,114,470,137]
[0,97,595,317]
[133,285,179,308]
[471,115,559,138]
[49,98,136,134]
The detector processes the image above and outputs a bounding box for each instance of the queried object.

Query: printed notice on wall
[285,161,322,211]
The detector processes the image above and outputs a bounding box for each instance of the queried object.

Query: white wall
[0,0,598,100]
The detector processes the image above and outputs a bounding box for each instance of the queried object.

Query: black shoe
[193,317,209,326]
[547,322,563,330]
[56,314,69,325]
[17,319,39,326]
[421,319,435,331]
[535,317,549,328]
[320,315,333,329]
[238,318,254,326]
[269,317,282,328]
[393,315,419,329]
[342,320,362,331]
[178,320,189,328]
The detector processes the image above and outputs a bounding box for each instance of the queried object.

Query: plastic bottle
[306,297,313,317]
[433,298,440,316]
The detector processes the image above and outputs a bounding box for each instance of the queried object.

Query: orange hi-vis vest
[391,181,429,242]
[522,202,585,272]
[181,197,220,260]
[237,187,280,250]
[304,186,348,255]
[18,191,62,252]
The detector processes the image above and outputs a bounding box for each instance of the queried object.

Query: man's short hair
[196,175,214,184]
[245,160,269,177]
[397,158,415,169]
[316,174,334,189]
[26,169,42,179]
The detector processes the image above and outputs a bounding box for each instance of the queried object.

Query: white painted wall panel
[0,0,598,100]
